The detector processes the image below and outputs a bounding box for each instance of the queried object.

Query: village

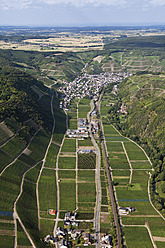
[44,211,113,248]
[41,72,132,248]
[58,72,132,110]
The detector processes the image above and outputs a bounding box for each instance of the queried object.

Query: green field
[40,219,55,237]
[58,156,76,169]
[78,138,93,147]
[124,226,153,248]
[1,136,25,158]
[106,141,124,152]
[58,170,76,179]
[78,153,96,169]
[39,169,57,217]
[61,139,76,152]
[44,143,60,168]
[119,201,158,216]
[0,126,12,145]
[78,183,96,203]
[103,125,121,136]
[124,142,148,161]
[78,170,95,182]
[59,181,76,211]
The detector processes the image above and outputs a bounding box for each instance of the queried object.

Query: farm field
[78,99,91,119]
[38,169,57,218]
[124,226,153,248]
[101,94,164,247]
[61,138,76,152]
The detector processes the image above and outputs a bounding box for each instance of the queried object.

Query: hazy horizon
[0,1,165,27]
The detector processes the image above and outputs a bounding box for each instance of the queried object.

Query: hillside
[115,73,165,213]
[0,63,66,247]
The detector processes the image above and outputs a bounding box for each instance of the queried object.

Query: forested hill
[117,73,165,212]
[0,65,54,132]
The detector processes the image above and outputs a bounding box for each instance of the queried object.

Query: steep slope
[117,73,165,214]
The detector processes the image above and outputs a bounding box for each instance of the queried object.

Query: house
[49,209,57,215]
[101,234,113,248]
[119,206,135,215]
[82,233,91,246]
[56,227,66,237]
[65,212,70,220]
[59,238,67,247]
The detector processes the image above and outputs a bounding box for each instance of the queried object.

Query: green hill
[0,62,66,247]
[109,72,165,214]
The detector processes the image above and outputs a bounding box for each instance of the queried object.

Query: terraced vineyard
[100,89,165,248]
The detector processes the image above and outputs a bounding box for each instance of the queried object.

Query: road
[87,100,101,248]
[96,90,121,248]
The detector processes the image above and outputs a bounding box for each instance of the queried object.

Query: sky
[0,0,165,26]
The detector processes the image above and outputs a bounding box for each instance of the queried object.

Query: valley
[0,26,165,248]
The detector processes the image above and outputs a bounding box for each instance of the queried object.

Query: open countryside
[0,26,165,248]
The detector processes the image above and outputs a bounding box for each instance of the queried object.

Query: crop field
[116,186,148,200]
[78,105,91,119]
[78,154,96,169]
[17,181,38,239]
[58,170,76,179]
[38,169,57,217]
[0,125,12,145]
[0,150,13,173]
[124,226,153,248]
[109,159,130,169]
[1,136,25,158]
[59,181,76,211]
[40,219,55,237]
[68,119,77,129]
[78,170,95,182]
[44,143,59,168]
[103,125,121,136]
[61,139,76,152]
[121,217,145,225]
[28,130,50,161]
[23,162,42,183]
[78,183,96,203]
[112,170,130,177]
[106,141,124,152]
[0,160,30,211]
[0,235,14,248]
[124,142,148,160]
[78,138,93,146]
[120,201,158,216]
[131,161,152,169]
[146,217,165,237]
[17,221,32,246]
[58,156,76,169]
[101,115,163,245]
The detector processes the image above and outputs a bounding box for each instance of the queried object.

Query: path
[121,142,133,184]
[0,129,40,177]
[36,93,55,230]
[13,160,42,248]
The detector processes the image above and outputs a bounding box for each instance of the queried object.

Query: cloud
[39,0,127,7]
[0,0,127,10]
[0,0,33,10]
[1,0,165,10]
[149,0,165,6]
